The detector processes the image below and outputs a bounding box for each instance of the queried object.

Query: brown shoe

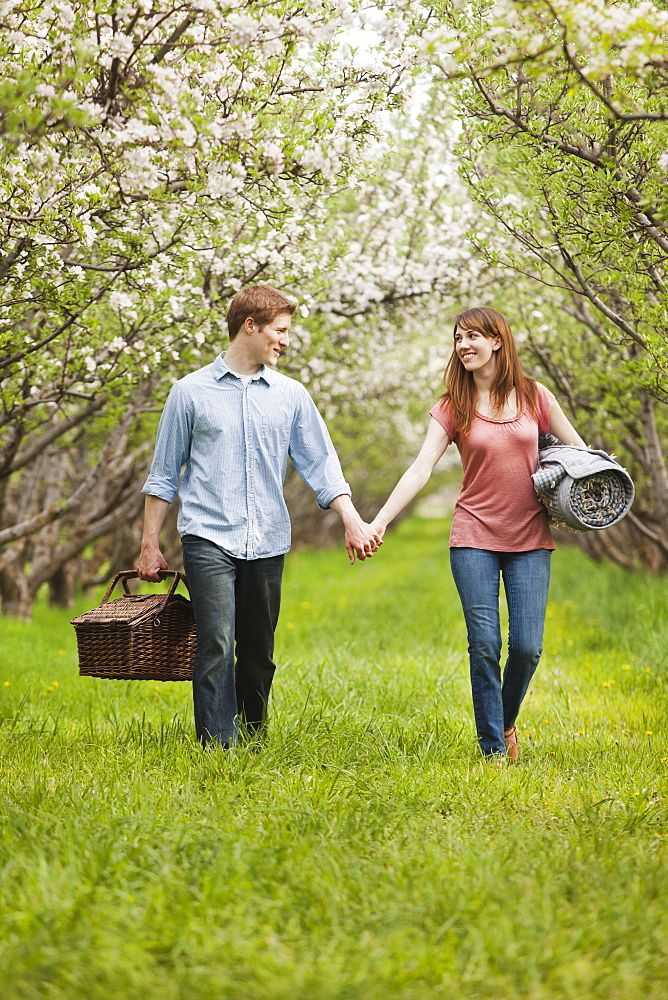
[504,725,519,762]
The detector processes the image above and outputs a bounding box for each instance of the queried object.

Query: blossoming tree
[0,1,480,615]
[422,0,668,570]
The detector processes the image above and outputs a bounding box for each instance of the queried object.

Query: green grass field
[0,516,666,999]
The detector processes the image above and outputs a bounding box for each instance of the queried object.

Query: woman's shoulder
[527,380,556,431]
[430,394,453,413]
[532,380,555,401]
[429,394,455,420]
[522,379,555,410]
[429,395,455,433]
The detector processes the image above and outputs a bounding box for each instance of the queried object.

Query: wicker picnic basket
[71,570,197,681]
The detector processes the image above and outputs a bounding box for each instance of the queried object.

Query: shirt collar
[213,352,278,385]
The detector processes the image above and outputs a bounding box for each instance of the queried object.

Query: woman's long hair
[442,306,537,436]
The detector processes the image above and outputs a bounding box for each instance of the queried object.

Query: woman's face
[454,325,500,373]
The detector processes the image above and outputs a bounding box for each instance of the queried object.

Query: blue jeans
[182,535,284,748]
[449,547,551,757]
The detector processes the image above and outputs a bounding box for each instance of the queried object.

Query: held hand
[136,546,168,582]
[344,520,384,565]
[369,518,387,541]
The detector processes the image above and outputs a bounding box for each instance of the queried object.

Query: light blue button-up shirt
[142,354,351,559]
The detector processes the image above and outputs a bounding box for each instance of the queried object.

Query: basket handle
[100,570,188,608]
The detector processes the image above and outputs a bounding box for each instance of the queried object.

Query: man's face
[248,313,292,367]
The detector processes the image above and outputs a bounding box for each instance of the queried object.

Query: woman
[371,307,585,763]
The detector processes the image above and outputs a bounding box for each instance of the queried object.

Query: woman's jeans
[449,547,551,757]
[182,535,284,748]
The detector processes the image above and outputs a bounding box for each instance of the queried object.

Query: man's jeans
[449,547,551,757]
[182,535,284,748]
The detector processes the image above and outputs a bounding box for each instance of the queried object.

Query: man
[137,284,380,747]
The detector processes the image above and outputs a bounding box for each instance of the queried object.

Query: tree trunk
[0,554,32,619]
[48,562,79,608]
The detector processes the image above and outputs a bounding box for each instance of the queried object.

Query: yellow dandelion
[603,681,614,688]
[644,668,652,674]
[3,681,10,687]
[300,601,311,609]
[623,664,631,670]
[285,622,294,629]
[646,730,653,736]
[582,661,590,668]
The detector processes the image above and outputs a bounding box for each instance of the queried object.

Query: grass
[0,515,666,999]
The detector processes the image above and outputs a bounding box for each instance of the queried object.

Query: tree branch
[152,14,196,64]
[0,395,108,479]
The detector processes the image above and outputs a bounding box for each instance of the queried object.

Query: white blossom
[108,290,137,318]
[228,14,260,47]
[81,221,97,247]
[107,32,134,61]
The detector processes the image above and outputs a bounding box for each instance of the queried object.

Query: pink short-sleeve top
[429,382,556,552]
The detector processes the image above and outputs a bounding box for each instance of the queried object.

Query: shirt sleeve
[288,386,351,510]
[535,382,556,435]
[428,398,455,441]
[141,381,193,503]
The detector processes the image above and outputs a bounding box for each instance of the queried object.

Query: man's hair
[226,284,297,340]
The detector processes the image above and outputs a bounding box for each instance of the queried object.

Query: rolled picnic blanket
[532,443,635,532]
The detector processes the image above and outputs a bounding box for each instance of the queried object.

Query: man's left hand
[329,495,384,565]
[344,520,383,565]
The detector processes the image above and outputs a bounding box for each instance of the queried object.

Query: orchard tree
[422,0,668,570]
[0,0,418,614]
[0,1,484,615]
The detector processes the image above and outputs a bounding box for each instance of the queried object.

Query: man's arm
[288,386,380,562]
[330,494,382,565]
[136,495,170,581]
[137,381,192,581]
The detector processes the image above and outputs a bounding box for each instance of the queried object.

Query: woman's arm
[548,401,586,448]
[371,418,450,536]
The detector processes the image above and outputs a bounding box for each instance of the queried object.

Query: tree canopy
[421,0,668,569]
[2,0,668,615]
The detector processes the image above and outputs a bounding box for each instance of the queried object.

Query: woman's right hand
[369,518,387,540]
